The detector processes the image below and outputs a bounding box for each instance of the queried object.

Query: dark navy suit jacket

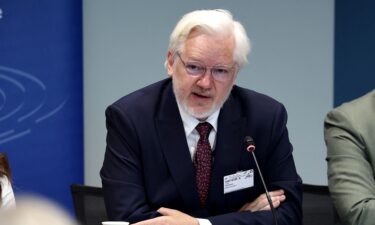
[100,78,302,225]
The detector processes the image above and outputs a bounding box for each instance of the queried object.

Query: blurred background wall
[83,0,334,187]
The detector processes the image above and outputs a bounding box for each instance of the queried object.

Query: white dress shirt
[176,102,220,225]
[1,175,16,210]
[177,103,219,160]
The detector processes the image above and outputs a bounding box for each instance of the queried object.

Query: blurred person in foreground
[0,153,16,210]
[325,89,375,225]
[0,196,78,225]
[101,9,302,225]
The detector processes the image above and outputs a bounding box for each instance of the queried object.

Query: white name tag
[223,169,254,194]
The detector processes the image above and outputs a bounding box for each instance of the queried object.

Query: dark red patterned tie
[194,122,213,207]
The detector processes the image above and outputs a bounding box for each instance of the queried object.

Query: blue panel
[0,0,83,213]
[334,0,375,106]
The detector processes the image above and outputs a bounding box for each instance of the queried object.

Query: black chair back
[70,184,108,225]
[302,184,337,225]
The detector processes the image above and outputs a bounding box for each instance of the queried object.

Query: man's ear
[167,51,174,77]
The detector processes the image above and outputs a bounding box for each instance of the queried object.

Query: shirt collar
[176,101,220,136]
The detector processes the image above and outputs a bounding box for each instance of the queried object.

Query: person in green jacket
[325,89,375,225]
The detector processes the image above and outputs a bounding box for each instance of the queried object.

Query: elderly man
[101,9,302,225]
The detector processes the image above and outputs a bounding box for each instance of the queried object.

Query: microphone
[244,136,278,225]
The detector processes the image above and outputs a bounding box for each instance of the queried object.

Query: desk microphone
[244,136,278,225]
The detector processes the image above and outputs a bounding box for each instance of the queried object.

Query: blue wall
[0,0,83,212]
[335,0,375,106]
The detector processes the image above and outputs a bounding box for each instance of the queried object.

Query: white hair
[166,9,251,68]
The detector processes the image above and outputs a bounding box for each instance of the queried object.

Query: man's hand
[132,207,199,225]
[239,189,286,212]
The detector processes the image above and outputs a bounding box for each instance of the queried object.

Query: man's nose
[196,69,213,88]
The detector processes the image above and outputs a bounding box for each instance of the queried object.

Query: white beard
[171,78,232,120]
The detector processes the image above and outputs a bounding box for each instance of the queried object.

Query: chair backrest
[70,183,337,225]
[70,184,108,225]
[302,184,337,225]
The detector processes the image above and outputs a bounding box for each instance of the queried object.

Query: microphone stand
[250,151,278,225]
[244,136,278,225]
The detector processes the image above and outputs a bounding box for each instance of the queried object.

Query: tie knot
[196,122,212,139]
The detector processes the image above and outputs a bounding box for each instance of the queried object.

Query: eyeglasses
[176,53,237,82]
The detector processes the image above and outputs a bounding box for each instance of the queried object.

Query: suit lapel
[208,94,247,206]
[155,83,200,209]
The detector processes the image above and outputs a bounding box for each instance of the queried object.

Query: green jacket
[325,89,375,225]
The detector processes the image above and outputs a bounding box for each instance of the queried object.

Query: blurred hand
[132,207,199,225]
[239,189,286,212]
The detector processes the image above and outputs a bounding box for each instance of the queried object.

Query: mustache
[192,87,212,97]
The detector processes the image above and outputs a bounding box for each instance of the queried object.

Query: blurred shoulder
[326,89,375,123]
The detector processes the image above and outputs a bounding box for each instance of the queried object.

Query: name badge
[223,169,254,194]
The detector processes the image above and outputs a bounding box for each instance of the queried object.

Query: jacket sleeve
[325,109,375,225]
[100,104,160,223]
